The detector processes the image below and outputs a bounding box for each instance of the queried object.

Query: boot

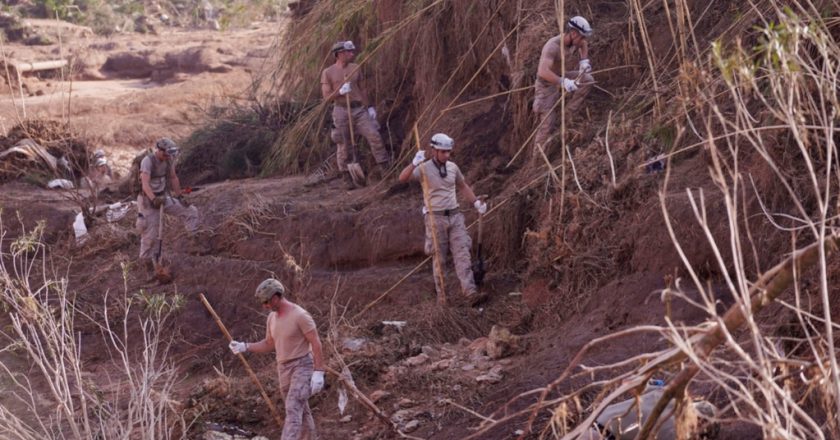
[367,162,388,184]
[342,171,358,190]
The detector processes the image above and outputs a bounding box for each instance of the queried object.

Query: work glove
[367,107,380,130]
[338,82,352,96]
[578,58,592,73]
[561,77,578,93]
[310,370,325,395]
[412,150,426,167]
[151,195,165,209]
[229,340,248,354]
[474,199,487,215]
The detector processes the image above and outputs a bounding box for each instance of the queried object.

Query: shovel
[153,202,172,283]
[345,94,366,186]
[472,196,487,287]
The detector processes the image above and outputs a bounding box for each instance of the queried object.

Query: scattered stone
[370,390,391,403]
[341,337,367,352]
[508,291,522,297]
[421,345,439,358]
[476,365,504,384]
[461,363,475,371]
[431,358,452,371]
[458,337,471,347]
[405,353,429,366]
[391,409,413,425]
[404,420,420,432]
[340,415,352,423]
[398,398,416,408]
[486,325,520,360]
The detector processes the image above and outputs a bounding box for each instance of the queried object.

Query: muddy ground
[0,11,771,440]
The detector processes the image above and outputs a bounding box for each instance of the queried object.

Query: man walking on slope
[321,40,391,189]
[229,278,326,440]
[136,138,199,272]
[533,16,595,152]
[398,133,488,307]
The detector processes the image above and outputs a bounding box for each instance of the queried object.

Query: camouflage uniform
[331,105,390,171]
[425,212,477,303]
[278,353,317,440]
[532,69,593,150]
[136,194,199,260]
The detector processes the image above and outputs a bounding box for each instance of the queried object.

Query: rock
[404,420,420,432]
[458,337,471,347]
[203,432,232,440]
[461,363,475,371]
[421,345,439,358]
[467,337,488,356]
[405,353,429,366]
[370,390,391,403]
[391,409,413,425]
[340,415,352,423]
[508,291,522,297]
[431,358,452,371]
[398,398,416,408]
[486,325,520,360]
[341,337,367,352]
[476,365,504,384]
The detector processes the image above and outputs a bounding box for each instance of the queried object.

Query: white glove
[338,82,351,95]
[561,77,578,92]
[367,107,380,130]
[578,58,592,73]
[229,341,247,354]
[474,200,487,215]
[310,370,325,395]
[412,150,426,167]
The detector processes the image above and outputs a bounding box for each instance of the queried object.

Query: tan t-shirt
[411,160,464,211]
[139,153,171,194]
[265,303,317,364]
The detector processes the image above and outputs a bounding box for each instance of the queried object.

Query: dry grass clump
[257,0,521,175]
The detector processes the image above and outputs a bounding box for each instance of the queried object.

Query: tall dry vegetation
[455,1,840,439]
[0,220,191,439]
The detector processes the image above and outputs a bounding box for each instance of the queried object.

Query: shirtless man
[320,40,390,188]
[533,16,594,152]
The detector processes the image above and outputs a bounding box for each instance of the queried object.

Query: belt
[338,101,364,109]
[431,208,460,216]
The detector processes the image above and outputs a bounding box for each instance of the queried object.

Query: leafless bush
[0,218,195,439]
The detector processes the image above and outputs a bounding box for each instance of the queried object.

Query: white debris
[73,212,88,245]
[48,179,74,189]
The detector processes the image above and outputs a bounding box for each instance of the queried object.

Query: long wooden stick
[414,124,448,306]
[199,293,285,431]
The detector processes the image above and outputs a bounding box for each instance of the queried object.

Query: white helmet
[568,16,593,37]
[95,157,108,167]
[430,133,454,151]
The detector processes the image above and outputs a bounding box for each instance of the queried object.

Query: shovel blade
[347,162,366,186]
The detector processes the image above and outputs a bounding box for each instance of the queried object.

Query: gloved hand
[561,77,578,92]
[412,150,426,167]
[229,341,247,354]
[367,107,380,130]
[474,199,487,215]
[151,195,165,209]
[339,82,352,96]
[176,195,190,207]
[310,370,325,395]
[578,58,592,73]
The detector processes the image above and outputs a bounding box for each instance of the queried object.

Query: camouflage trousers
[424,212,477,303]
[278,353,317,440]
[331,105,390,171]
[532,69,594,151]
[136,194,199,261]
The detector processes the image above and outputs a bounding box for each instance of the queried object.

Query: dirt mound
[102,46,234,80]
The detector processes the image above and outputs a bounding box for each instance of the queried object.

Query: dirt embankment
[2,1,831,439]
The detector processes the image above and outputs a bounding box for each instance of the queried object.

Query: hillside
[2,1,840,439]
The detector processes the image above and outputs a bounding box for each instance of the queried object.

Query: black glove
[151,195,165,209]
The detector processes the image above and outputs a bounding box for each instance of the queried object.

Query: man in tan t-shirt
[321,40,391,188]
[229,279,325,440]
[398,133,488,306]
[533,16,595,152]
